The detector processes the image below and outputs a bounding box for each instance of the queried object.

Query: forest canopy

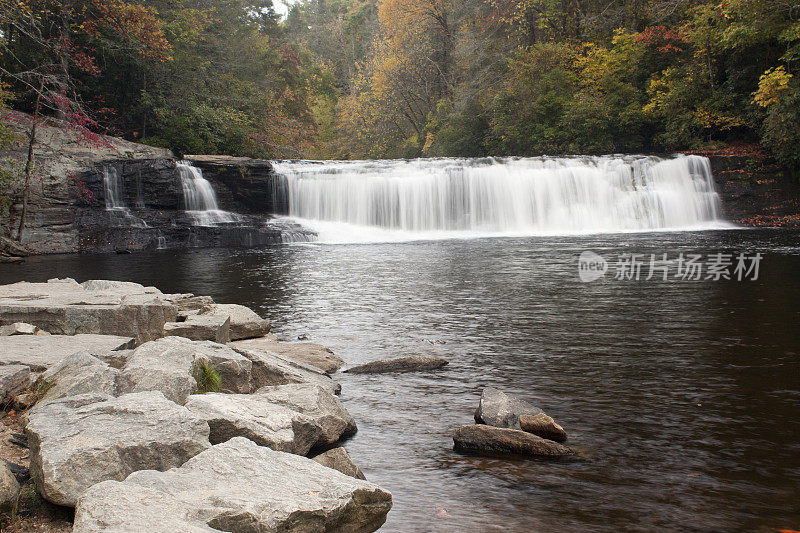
[2,0,799,167]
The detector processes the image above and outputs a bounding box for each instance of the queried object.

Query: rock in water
[26,391,210,507]
[474,387,543,429]
[231,335,345,373]
[0,463,20,513]
[198,304,270,340]
[344,356,449,374]
[453,425,573,458]
[312,447,366,480]
[519,413,568,443]
[254,383,357,445]
[73,437,392,532]
[184,393,323,455]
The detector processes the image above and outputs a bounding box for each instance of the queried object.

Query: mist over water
[273,155,729,243]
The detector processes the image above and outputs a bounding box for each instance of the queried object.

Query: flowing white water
[272,155,729,243]
[177,161,237,226]
[103,166,125,210]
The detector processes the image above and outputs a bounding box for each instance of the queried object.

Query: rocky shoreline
[0,277,580,531]
[0,278,388,531]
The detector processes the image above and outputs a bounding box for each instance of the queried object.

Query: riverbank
[0,278,392,531]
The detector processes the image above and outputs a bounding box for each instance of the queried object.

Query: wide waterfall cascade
[272,155,728,242]
[177,161,237,226]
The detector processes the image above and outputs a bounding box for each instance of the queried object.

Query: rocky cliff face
[0,113,304,254]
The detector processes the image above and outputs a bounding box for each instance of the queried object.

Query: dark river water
[1,228,799,532]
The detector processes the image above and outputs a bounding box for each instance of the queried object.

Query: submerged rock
[312,447,366,480]
[344,355,449,374]
[184,393,323,455]
[0,334,134,371]
[453,425,573,458]
[231,334,345,373]
[73,437,392,533]
[474,387,543,429]
[519,413,568,443]
[26,391,210,507]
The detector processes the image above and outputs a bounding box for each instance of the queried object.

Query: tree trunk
[16,83,43,242]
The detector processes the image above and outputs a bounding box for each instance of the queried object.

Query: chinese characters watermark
[578,251,762,282]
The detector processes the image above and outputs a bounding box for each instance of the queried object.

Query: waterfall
[103,166,125,210]
[272,155,728,242]
[177,161,236,226]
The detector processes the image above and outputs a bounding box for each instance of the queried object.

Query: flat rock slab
[73,437,392,533]
[312,447,366,480]
[164,314,230,343]
[474,387,543,430]
[198,304,270,340]
[118,337,252,404]
[0,364,31,399]
[26,391,210,507]
[453,425,574,458]
[231,335,345,373]
[255,383,357,445]
[37,351,119,403]
[184,393,323,455]
[0,322,49,336]
[344,356,449,374]
[0,278,178,342]
[231,345,341,395]
[0,334,134,371]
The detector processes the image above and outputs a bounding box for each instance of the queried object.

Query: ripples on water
[2,229,798,532]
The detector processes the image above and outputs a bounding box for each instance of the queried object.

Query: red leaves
[636,26,688,54]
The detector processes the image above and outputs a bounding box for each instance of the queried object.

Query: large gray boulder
[0,462,20,513]
[453,425,574,458]
[0,364,30,399]
[0,279,178,342]
[197,303,269,340]
[231,345,341,395]
[164,314,230,343]
[184,393,323,455]
[37,351,119,403]
[231,335,345,373]
[73,437,392,532]
[344,355,449,374]
[474,387,543,429]
[255,383,357,445]
[26,391,210,507]
[118,337,251,404]
[0,334,134,371]
[312,447,366,480]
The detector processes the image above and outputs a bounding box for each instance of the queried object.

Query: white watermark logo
[578,252,762,282]
[578,251,609,282]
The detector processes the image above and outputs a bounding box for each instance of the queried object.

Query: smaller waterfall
[103,166,125,210]
[177,161,237,226]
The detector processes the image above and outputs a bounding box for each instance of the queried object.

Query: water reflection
[1,229,798,532]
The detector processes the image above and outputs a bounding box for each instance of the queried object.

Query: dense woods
[2,0,799,166]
